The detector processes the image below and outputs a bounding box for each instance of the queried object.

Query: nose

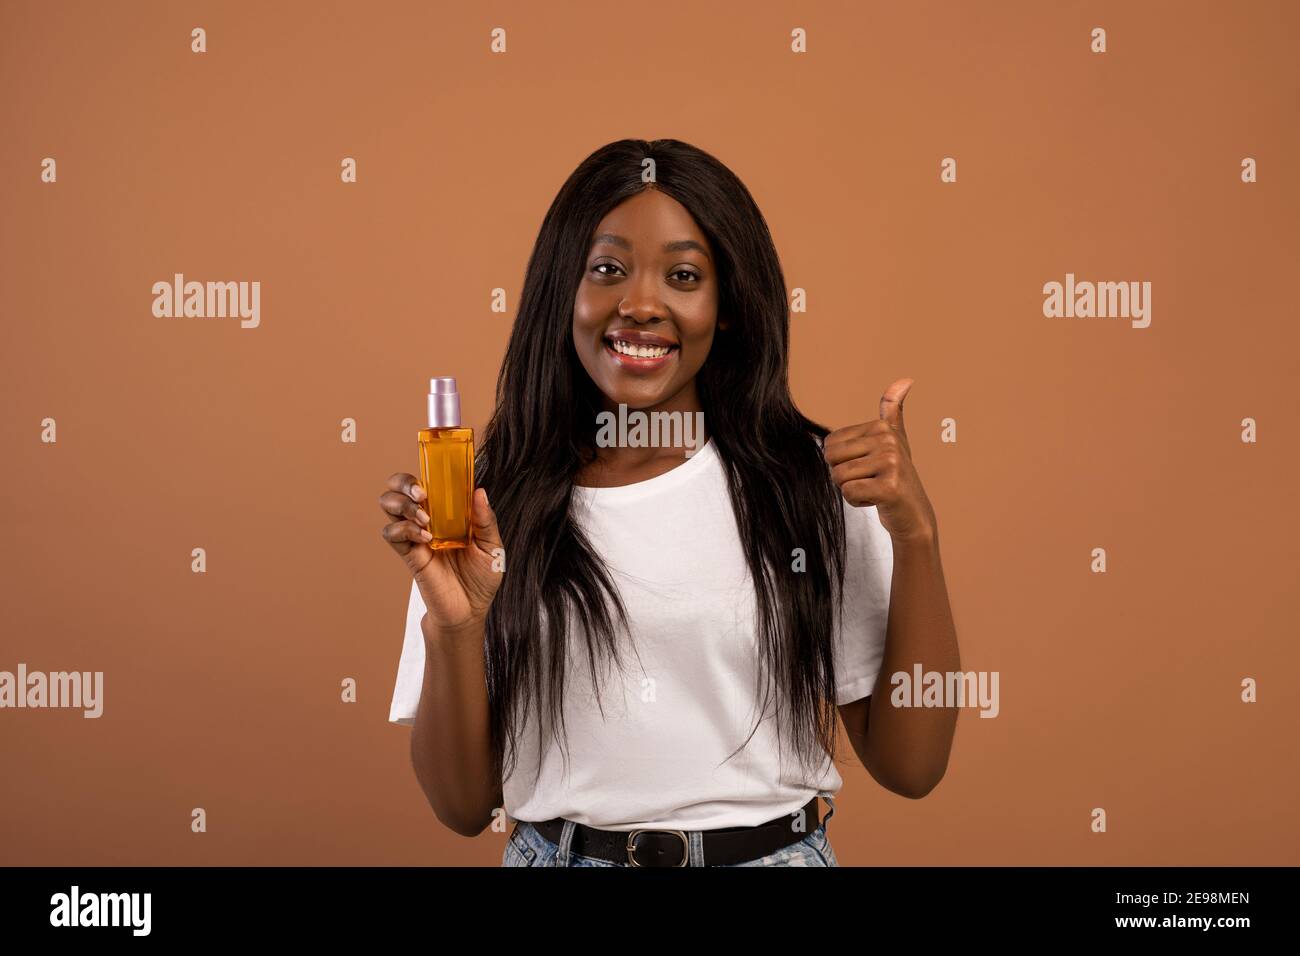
[618,274,667,325]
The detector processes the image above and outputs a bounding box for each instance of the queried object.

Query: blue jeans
[502,796,839,867]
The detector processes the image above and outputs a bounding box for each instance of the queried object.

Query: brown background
[1,0,1296,865]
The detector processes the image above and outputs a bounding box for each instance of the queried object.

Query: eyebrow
[591,233,711,259]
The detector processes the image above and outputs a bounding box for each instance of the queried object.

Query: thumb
[470,487,503,556]
[883,377,915,455]
[879,377,914,444]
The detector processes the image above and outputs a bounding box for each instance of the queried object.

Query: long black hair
[478,138,848,789]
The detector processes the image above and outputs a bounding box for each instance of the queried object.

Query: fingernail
[412,485,424,501]
[416,509,429,526]
[420,530,432,541]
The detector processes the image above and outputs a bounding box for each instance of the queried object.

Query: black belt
[529,796,822,867]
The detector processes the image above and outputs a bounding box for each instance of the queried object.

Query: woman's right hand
[379,473,505,633]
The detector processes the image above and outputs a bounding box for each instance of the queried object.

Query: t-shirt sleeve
[388,579,427,726]
[833,497,895,706]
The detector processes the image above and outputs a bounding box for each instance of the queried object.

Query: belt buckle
[626,829,689,867]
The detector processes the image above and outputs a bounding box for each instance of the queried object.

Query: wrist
[892,525,939,554]
[421,613,486,648]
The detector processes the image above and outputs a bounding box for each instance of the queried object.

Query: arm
[825,378,960,799]
[409,614,504,837]
[839,527,960,798]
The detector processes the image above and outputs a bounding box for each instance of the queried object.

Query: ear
[717,314,729,332]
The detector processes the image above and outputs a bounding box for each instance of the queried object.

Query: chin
[603,386,664,411]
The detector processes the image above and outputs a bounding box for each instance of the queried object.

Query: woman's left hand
[823,378,938,544]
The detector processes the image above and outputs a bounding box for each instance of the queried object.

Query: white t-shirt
[387,437,894,831]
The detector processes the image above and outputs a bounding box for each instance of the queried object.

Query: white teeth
[611,339,670,358]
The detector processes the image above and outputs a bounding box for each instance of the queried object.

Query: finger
[378,489,429,527]
[838,476,886,508]
[823,420,890,459]
[385,471,425,505]
[830,453,894,486]
[380,519,434,552]
[469,487,504,558]
[823,426,899,467]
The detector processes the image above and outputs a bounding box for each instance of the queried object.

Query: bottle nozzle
[427,377,461,427]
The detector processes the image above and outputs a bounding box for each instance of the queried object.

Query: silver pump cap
[427,377,461,427]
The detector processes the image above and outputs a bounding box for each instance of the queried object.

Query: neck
[588,382,708,472]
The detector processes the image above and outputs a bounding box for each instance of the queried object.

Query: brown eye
[593,262,624,277]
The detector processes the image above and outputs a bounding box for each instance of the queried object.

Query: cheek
[569,322,608,386]
[571,291,593,334]
[677,301,721,360]
[571,298,604,348]
[679,328,718,370]
[573,281,616,327]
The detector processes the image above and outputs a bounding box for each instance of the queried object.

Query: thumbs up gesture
[823,378,938,545]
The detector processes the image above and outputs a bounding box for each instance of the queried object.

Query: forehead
[589,191,710,256]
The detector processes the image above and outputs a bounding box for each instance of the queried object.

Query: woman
[381,139,960,867]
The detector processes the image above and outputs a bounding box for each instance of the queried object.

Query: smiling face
[573,188,723,415]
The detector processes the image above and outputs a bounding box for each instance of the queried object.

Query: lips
[602,329,678,371]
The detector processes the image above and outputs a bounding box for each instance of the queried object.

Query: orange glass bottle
[417,377,474,550]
